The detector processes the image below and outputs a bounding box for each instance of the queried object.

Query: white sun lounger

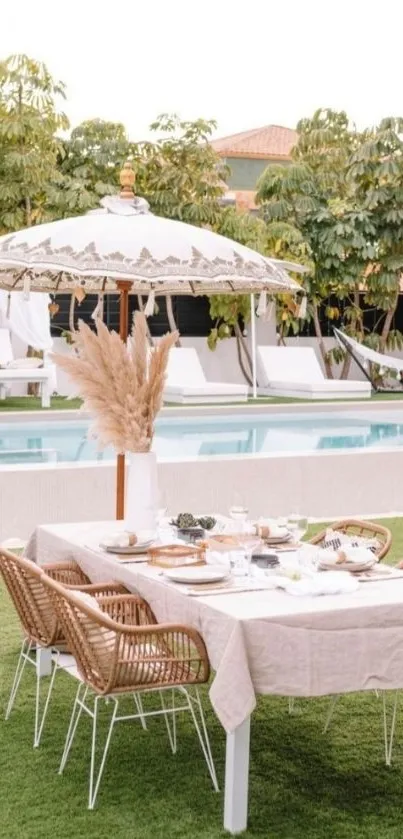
[0,329,53,408]
[257,346,371,400]
[163,347,248,404]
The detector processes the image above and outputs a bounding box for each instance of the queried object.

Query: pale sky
[1,0,402,140]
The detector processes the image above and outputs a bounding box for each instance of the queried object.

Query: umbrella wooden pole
[116,280,132,520]
[250,294,257,399]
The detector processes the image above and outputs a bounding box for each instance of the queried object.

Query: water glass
[229,491,248,523]
[287,514,308,543]
[231,550,251,578]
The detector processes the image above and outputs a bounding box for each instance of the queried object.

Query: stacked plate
[100,536,155,555]
[163,566,229,585]
[318,547,377,573]
[264,530,292,546]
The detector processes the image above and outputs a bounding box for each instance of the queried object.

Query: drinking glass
[238,536,262,578]
[229,491,249,523]
[287,514,308,543]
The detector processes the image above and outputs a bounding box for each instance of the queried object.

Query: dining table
[26,519,403,835]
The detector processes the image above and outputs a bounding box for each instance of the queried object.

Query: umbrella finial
[120,160,136,199]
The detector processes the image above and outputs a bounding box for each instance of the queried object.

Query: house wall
[224,156,291,190]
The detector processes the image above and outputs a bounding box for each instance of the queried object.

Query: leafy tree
[347,117,403,353]
[0,54,68,232]
[131,114,228,344]
[54,119,131,217]
[132,114,227,225]
[256,109,401,379]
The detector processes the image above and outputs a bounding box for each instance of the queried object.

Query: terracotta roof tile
[211,125,297,159]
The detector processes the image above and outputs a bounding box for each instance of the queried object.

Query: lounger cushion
[165,382,248,396]
[5,357,43,369]
[267,379,370,393]
[165,347,248,400]
[0,368,51,381]
[258,346,325,385]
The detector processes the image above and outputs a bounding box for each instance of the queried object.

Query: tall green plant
[0,54,68,232]
[256,109,402,380]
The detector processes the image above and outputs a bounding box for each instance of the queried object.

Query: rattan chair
[0,549,128,747]
[41,574,219,809]
[308,518,392,560]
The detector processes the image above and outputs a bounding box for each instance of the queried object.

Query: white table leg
[224,715,251,834]
[36,646,52,677]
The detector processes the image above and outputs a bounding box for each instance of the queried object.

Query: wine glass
[236,531,263,578]
[287,514,308,544]
[229,491,249,523]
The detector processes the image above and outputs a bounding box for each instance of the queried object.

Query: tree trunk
[312,302,333,378]
[166,295,181,347]
[234,321,253,386]
[340,346,352,380]
[340,291,361,380]
[380,293,399,352]
[69,293,76,334]
[137,295,154,346]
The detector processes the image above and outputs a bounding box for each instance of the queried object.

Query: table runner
[26,521,403,733]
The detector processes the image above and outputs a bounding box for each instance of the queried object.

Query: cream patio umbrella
[0,162,304,518]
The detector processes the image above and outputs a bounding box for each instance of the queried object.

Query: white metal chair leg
[133,692,147,730]
[159,688,177,754]
[323,695,340,733]
[33,651,59,747]
[59,683,88,774]
[89,696,119,810]
[5,638,32,720]
[383,691,399,767]
[288,698,295,714]
[185,688,219,792]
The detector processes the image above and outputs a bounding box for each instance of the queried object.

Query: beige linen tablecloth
[26,521,403,734]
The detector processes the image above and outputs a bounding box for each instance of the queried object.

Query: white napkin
[338,547,376,565]
[317,546,375,568]
[266,571,359,596]
[101,530,155,548]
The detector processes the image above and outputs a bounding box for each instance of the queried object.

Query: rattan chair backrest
[309,518,392,560]
[0,549,61,645]
[40,574,210,695]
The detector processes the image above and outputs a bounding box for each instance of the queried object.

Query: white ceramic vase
[125,451,158,533]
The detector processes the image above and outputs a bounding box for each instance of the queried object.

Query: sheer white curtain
[0,291,53,350]
[0,291,57,391]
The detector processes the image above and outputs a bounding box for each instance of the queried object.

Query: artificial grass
[0,396,83,412]
[1,391,403,413]
[1,518,403,838]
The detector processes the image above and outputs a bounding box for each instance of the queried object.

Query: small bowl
[177,526,205,543]
[252,552,280,570]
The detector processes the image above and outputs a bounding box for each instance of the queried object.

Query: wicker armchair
[308,519,392,560]
[0,549,128,747]
[41,574,219,808]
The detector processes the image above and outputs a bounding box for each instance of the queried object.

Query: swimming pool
[1,409,403,465]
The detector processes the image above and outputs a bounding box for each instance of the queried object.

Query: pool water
[1,410,403,465]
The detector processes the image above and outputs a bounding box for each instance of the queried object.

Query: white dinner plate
[319,557,376,573]
[265,532,291,544]
[163,566,229,585]
[100,539,154,555]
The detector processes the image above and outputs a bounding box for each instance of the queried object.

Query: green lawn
[1,391,403,412]
[0,396,83,412]
[1,519,403,838]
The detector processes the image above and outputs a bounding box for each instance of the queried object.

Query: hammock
[334,328,403,393]
[334,328,403,374]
